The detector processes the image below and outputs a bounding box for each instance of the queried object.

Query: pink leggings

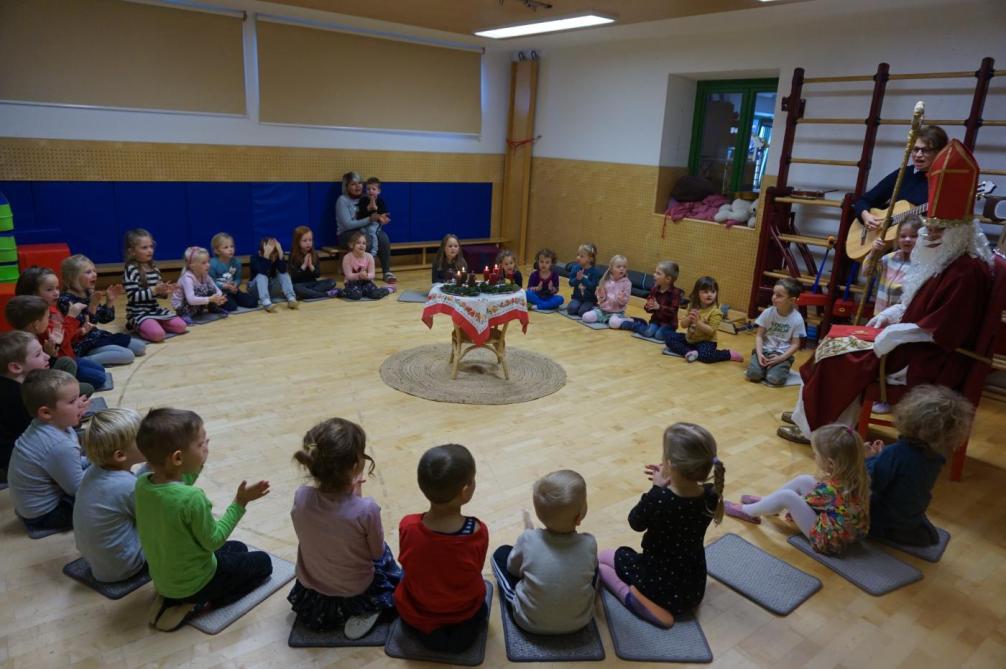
[137,317,188,342]
[598,549,674,628]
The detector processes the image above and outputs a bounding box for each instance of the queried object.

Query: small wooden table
[422,285,529,379]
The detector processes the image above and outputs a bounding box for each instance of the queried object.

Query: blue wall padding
[0,181,492,265]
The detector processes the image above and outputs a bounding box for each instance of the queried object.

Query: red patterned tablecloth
[422,285,529,345]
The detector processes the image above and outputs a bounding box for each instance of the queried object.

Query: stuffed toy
[714,198,754,227]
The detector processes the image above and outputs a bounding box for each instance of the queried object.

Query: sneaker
[724,501,761,525]
[287,300,299,310]
[149,598,198,632]
[872,401,891,414]
[344,611,381,640]
[685,351,699,363]
[383,272,398,284]
[263,303,277,313]
[780,411,795,425]
[740,494,762,505]
[777,425,810,445]
[729,350,743,362]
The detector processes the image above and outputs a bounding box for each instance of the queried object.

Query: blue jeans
[635,322,674,339]
[526,291,564,310]
[86,338,146,366]
[75,356,107,388]
[250,273,296,306]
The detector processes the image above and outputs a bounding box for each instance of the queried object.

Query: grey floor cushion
[95,373,114,392]
[600,588,712,663]
[82,396,108,418]
[705,533,820,615]
[384,580,493,666]
[62,557,150,600]
[186,550,295,634]
[559,309,580,320]
[229,305,262,314]
[787,534,923,596]
[875,527,950,563]
[189,312,229,325]
[288,612,391,647]
[498,592,604,662]
[25,523,70,540]
[397,290,430,303]
[631,332,665,344]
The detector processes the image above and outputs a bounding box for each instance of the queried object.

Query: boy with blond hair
[73,407,148,582]
[8,368,89,532]
[492,469,598,634]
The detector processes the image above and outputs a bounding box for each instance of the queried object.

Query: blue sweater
[567,263,604,303]
[866,437,943,543]
[853,167,928,219]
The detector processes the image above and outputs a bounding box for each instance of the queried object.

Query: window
[687,79,778,195]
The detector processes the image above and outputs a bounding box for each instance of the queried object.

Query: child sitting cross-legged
[171,246,229,322]
[665,276,743,363]
[342,231,393,300]
[209,232,259,311]
[8,368,90,533]
[867,385,973,547]
[395,444,489,653]
[73,408,147,583]
[287,418,402,639]
[583,254,631,328]
[492,470,598,635]
[525,248,564,311]
[623,260,684,339]
[599,423,724,628]
[289,226,340,300]
[137,408,273,631]
[565,243,604,317]
[1,332,53,484]
[5,295,97,396]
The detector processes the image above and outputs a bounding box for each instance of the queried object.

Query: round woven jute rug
[380,343,566,405]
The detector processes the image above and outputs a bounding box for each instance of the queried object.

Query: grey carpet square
[559,309,580,320]
[186,550,295,635]
[160,331,185,340]
[875,527,950,563]
[599,588,712,663]
[95,373,114,392]
[498,591,604,662]
[62,557,150,600]
[661,348,685,358]
[82,396,108,418]
[631,332,665,344]
[189,312,229,325]
[530,306,558,313]
[229,305,262,315]
[787,534,922,596]
[397,290,429,303]
[25,523,70,540]
[384,580,492,666]
[706,533,820,615]
[302,296,336,303]
[288,612,391,647]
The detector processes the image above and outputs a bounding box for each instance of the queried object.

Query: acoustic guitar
[845,180,996,261]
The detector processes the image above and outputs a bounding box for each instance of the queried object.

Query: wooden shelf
[763,270,865,294]
[777,233,836,248]
[773,196,844,208]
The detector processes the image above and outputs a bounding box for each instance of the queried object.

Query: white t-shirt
[756,307,806,354]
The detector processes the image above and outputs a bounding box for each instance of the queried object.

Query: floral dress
[802,477,868,555]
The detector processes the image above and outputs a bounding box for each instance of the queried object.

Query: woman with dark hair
[335,171,396,283]
[855,125,948,232]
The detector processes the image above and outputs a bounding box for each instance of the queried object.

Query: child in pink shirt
[583,255,632,328]
[342,231,394,300]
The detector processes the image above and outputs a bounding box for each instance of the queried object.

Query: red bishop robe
[799,254,992,430]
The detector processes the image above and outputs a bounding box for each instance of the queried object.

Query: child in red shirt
[394,444,489,653]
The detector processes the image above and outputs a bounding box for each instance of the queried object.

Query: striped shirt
[124,263,176,329]
[874,252,912,312]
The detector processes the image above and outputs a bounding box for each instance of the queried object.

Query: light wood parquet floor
[2,268,1005,669]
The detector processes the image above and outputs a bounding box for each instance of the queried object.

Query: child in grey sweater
[491,470,598,634]
[73,408,147,582]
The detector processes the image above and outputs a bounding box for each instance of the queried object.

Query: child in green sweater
[136,408,273,631]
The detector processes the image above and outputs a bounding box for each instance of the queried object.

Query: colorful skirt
[287,544,402,631]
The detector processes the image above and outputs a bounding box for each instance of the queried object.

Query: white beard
[899,222,991,308]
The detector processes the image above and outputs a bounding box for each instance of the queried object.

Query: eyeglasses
[912,147,936,155]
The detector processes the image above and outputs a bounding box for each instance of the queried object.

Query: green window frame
[687,78,778,195]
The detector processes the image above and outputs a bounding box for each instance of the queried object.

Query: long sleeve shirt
[568,264,604,303]
[645,285,683,328]
[0,376,32,471]
[356,195,388,219]
[8,419,89,519]
[209,257,244,290]
[336,195,370,236]
[171,270,221,310]
[597,276,631,313]
[135,471,246,599]
[853,167,929,219]
[124,263,175,328]
[866,437,944,537]
[528,270,560,298]
[343,252,376,281]
[289,254,323,284]
[249,254,289,280]
[73,465,145,583]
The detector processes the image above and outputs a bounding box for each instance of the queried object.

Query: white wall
[530,0,1006,183]
[0,0,512,154]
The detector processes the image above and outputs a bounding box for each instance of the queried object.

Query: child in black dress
[598,422,724,628]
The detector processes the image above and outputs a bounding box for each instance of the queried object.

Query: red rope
[506,135,540,150]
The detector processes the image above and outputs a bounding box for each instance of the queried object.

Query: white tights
[742,475,819,538]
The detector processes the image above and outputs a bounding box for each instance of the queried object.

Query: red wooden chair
[857,252,1006,481]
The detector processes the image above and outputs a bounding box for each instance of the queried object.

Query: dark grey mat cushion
[302,296,337,303]
[189,311,229,325]
[288,612,391,647]
[82,396,108,418]
[787,534,923,596]
[579,320,610,331]
[230,305,262,315]
[384,580,493,666]
[95,373,114,392]
[62,557,150,600]
[875,527,950,563]
[631,332,665,345]
[187,550,295,634]
[26,523,70,539]
[397,290,429,303]
[600,588,712,663]
[498,592,604,662]
[559,309,580,321]
[706,533,820,615]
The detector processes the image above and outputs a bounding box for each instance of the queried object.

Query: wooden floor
[2,268,1005,669]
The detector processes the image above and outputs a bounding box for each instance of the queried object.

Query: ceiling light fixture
[476,13,615,39]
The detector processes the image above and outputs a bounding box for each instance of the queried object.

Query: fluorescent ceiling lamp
[476,14,614,39]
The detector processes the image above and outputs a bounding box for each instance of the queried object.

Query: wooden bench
[321,236,509,272]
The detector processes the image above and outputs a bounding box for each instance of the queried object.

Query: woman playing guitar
[855,125,948,233]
